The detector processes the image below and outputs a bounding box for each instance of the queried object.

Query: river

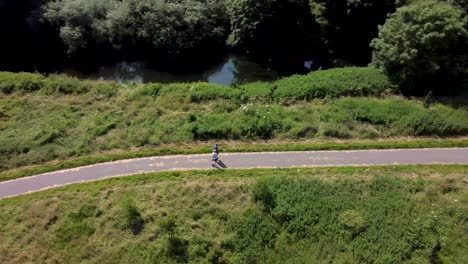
[59,54,320,85]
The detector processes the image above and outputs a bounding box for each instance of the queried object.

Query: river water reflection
[62,54,315,85]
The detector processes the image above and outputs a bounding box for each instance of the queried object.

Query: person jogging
[212,143,220,165]
[212,149,219,164]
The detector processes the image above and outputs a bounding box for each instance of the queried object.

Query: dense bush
[239,176,444,263]
[273,67,396,99]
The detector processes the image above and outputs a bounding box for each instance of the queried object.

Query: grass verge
[1,137,467,182]
[0,165,467,263]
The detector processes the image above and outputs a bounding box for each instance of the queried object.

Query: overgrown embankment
[0,69,467,173]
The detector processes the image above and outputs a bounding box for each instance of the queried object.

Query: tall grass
[0,93,467,172]
[0,167,466,263]
[239,176,442,263]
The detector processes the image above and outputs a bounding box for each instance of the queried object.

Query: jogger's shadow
[217,160,228,168]
[212,160,228,169]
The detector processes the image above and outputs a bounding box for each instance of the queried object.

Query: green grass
[1,166,467,263]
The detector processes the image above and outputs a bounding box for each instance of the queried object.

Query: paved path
[1,148,468,199]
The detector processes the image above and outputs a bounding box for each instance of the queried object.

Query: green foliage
[189,82,242,102]
[232,210,279,263]
[42,0,228,55]
[54,204,100,243]
[273,67,396,99]
[242,176,449,262]
[159,217,177,236]
[338,210,367,236]
[0,71,44,93]
[239,82,273,102]
[371,0,468,94]
[227,0,315,57]
[227,0,276,47]
[0,71,119,96]
[309,0,402,63]
[163,236,189,262]
[117,197,145,235]
[332,97,468,136]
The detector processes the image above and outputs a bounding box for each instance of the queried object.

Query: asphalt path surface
[1,148,468,199]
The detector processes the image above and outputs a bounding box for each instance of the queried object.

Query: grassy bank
[1,93,468,173]
[1,70,467,174]
[1,137,467,182]
[1,166,467,263]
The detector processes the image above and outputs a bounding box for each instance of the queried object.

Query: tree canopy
[42,0,228,56]
[309,0,403,64]
[371,0,468,94]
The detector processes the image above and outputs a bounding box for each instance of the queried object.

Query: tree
[227,0,277,48]
[309,0,402,65]
[41,0,228,57]
[227,0,317,69]
[371,0,468,94]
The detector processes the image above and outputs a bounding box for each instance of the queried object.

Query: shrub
[338,210,367,236]
[273,67,396,100]
[319,122,351,138]
[233,210,279,262]
[159,217,177,236]
[42,74,90,94]
[0,71,44,93]
[0,71,121,95]
[131,83,164,98]
[252,178,276,211]
[239,82,274,102]
[55,222,96,243]
[330,97,468,136]
[117,197,144,235]
[163,236,189,262]
[396,104,468,136]
[189,82,241,102]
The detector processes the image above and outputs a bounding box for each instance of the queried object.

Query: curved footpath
[1,148,468,199]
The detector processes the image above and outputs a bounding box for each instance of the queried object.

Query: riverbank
[1,69,467,176]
